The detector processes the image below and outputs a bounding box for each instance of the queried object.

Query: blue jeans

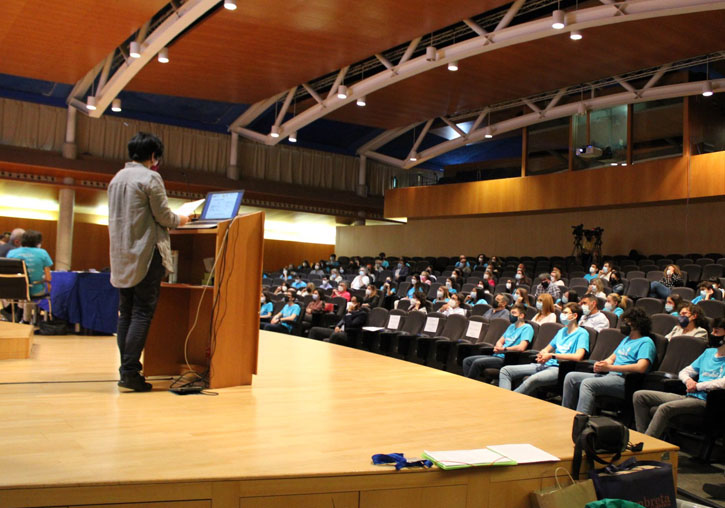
[117,249,165,378]
[463,355,504,378]
[264,323,292,334]
[562,372,625,414]
[649,281,671,299]
[499,363,559,394]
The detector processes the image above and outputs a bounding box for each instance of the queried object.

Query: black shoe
[118,374,153,392]
[0,308,11,322]
[704,483,725,499]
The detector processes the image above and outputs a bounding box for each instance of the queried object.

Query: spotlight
[703,81,714,97]
[448,61,459,72]
[289,132,297,143]
[569,30,582,41]
[111,98,122,112]
[86,96,97,111]
[425,46,437,62]
[337,85,348,99]
[157,47,169,63]
[484,127,493,139]
[356,96,367,107]
[129,41,141,58]
[610,162,618,166]
[577,102,587,116]
[409,153,418,162]
[270,125,280,138]
[620,163,627,166]
[552,10,566,30]
[224,0,237,10]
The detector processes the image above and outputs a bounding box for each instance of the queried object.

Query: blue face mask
[701,290,708,298]
[560,313,571,326]
[513,293,520,301]
[581,304,591,316]
[602,267,609,274]
[536,301,543,310]
[561,296,569,304]
[604,302,614,312]
[515,273,522,280]
[665,303,674,313]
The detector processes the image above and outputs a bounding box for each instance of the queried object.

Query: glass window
[690,93,725,154]
[526,117,570,175]
[632,98,683,163]
[439,130,523,184]
[572,105,628,170]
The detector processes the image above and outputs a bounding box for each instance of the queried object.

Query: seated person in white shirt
[351,268,371,290]
[532,293,557,324]
[634,318,725,438]
[665,303,709,341]
[578,294,610,332]
[439,293,466,317]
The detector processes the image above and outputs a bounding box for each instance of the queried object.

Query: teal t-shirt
[546,327,590,366]
[494,323,534,358]
[689,349,725,401]
[611,336,657,375]
[612,307,623,317]
[260,301,273,316]
[280,303,301,330]
[7,247,53,296]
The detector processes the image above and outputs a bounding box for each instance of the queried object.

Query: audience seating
[394,312,447,361]
[699,300,725,319]
[635,297,665,316]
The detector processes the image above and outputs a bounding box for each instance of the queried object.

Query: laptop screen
[199,190,244,221]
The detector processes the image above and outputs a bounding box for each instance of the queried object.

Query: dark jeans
[116,250,165,378]
[264,323,292,334]
[649,281,672,299]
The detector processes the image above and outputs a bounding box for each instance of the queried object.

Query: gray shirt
[0,243,16,257]
[108,162,179,288]
[578,311,610,332]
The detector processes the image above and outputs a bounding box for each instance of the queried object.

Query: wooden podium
[144,212,264,388]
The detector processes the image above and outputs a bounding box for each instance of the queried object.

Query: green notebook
[422,448,517,470]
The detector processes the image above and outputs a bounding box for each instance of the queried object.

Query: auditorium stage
[0,331,677,508]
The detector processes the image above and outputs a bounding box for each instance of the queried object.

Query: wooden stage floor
[0,331,677,508]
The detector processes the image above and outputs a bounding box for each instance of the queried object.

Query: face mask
[477,283,484,288]
[620,323,631,336]
[709,333,725,348]
[358,270,365,276]
[496,300,504,309]
[365,289,372,296]
[437,291,444,299]
[536,301,543,311]
[506,282,512,290]
[312,293,319,300]
[664,303,674,313]
[590,267,597,274]
[411,279,417,285]
[515,273,522,280]
[581,304,591,316]
[346,302,353,311]
[550,274,557,280]
[261,296,266,303]
[385,279,392,284]
[513,293,520,301]
[421,275,427,281]
[602,267,609,274]
[560,314,571,326]
[338,286,344,292]
[484,274,489,280]
[451,274,458,279]
[589,286,596,293]
[315,266,320,270]
[398,263,403,268]
[604,302,614,312]
[666,269,674,277]
[509,313,519,324]
[701,290,708,298]
[449,300,458,309]
[541,281,549,289]
[678,315,690,328]
[446,282,452,288]
[562,295,569,304]
[322,279,328,285]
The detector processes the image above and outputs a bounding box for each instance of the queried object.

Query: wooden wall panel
[384,153,725,219]
[263,239,335,272]
[338,198,725,258]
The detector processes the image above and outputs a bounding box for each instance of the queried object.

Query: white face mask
[365,289,372,296]
[346,302,353,311]
[506,282,512,289]
[338,286,344,292]
[666,269,674,276]
[261,296,266,303]
[550,273,557,280]
[446,282,452,288]
[436,291,444,299]
[604,302,614,311]
[312,293,319,300]
[602,266,609,274]
[449,300,458,308]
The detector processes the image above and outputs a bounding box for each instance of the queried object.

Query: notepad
[387,315,401,329]
[486,444,560,464]
[422,449,516,470]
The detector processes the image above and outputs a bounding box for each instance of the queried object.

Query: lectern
[144,212,264,388]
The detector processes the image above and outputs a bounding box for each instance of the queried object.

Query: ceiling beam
[238,0,725,145]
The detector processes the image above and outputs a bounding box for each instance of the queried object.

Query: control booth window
[572,105,628,170]
[632,98,683,163]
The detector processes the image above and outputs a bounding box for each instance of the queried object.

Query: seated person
[419,271,433,286]
[309,263,325,278]
[584,263,600,282]
[499,303,589,395]
[450,269,464,288]
[532,294,557,324]
[603,293,627,318]
[578,294,610,332]
[329,268,343,283]
[483,294,510,321]
[587,278,606,299]
[423,266,437,282]
[609,269,625,295]
[474,254,487,271]
[304,289,326,318]
[562,307,656,414]
[409,291,428,313]
[351,268,371,290]
[711,278,725,300]
[379,277,396,297]
[598,261,613,281]
[332,281,351,302]
[463,287,486,306]
[534,273,562,301]
[634,318,725,438]
[260,293,274,323]
[326,254,340,269]
[308,296,368,344]
[664,293,682,315]
[514,268,531,287]
[263,291,301,334]
[555,289,579,310]
[6,230,53,324]
[550,267,566,287]
[512,287,529,308]
[273,281,290,295]
[434,286,451,305]
[482,270,496,291]
[649,264,684,299]
[692,281,716,304]
[362,284,382,309]
[378,252,389,269]
[439,293,466,317]
[297,260,311,272]
[393,260,409,282]
[444,277,458,294]
[665,303,708,341]
[455,255,471,275]
[319,276,333,290]
[298,282,315,298]
[463,303,532,379]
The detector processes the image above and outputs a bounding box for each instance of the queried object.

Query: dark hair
[621,307,652,337]
[128,132,164,162]
[683,303,709,331]
[712,317,724,330]
[512,303,527,314]
[21,230,42,247]
[566,289,580,303]
[564,302,582,320]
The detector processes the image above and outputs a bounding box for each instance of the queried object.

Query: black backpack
[571,414,641,477]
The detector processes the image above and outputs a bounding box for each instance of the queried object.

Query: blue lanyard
[372,453,433,471]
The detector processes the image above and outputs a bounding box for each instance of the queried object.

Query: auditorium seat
[676,258,694,267]
[650,313,679,336]
[446,316,490,374]
[670,286,695,301]
[635,297,665,316]
[348,307,389,348]
[556,327,625,394]
[625,269,645,280]
[681,264,702,284]
[625,278,650,299]
[388,312,444,359]
[646,270,663,282]
[471,303,492,316]
[363,309,407,353]
[422,314,470,368]
[695,258,715,267]
[698,300,725,319]
[701,264,724,281]
[601,310,619,328]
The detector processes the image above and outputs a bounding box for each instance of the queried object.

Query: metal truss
[66,0,220,117]
[229,0,725,145]
[361,52,725,168]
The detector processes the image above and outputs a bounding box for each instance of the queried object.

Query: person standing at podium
[108,132,189,392]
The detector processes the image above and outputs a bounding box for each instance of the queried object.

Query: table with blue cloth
[41,272,119,334]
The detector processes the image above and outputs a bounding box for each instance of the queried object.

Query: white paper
[487,444,560,464]
[362,326,383,332]
[387,315,401,329]
[423,448,509,467]
[423,316,440,333]
[466,320,483,338]
[176,198,205,217]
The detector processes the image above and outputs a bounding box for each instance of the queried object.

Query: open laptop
[177,189,244,229]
